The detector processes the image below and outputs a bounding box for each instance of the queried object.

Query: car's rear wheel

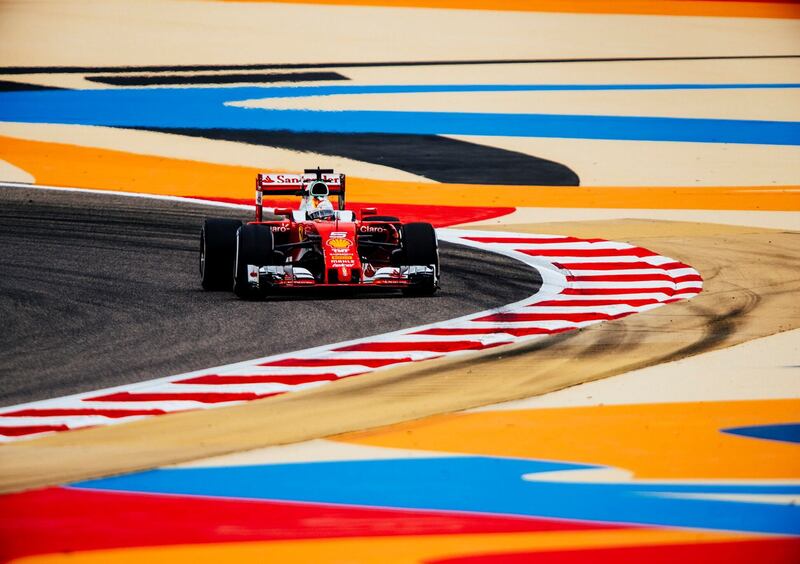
[200,218,242,291]
[233,224,276,299]
[401,222,439,296]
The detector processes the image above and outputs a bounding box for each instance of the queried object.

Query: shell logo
[327,238,352,249]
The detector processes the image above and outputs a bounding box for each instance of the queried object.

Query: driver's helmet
[308,180,329,202]
[306,180,334,220]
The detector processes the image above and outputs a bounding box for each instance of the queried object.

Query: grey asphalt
[0,186,541,407]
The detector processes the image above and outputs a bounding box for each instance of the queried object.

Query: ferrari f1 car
[200,169,439,299]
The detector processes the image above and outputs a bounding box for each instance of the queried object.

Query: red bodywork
[249,172,409,288]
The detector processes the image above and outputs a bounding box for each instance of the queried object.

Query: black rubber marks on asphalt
[0,80,67,91]
[87,71,349,86]
[145,128,580,186]
[1,55,798,74]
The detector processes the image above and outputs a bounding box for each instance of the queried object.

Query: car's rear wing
[255,169,346,221]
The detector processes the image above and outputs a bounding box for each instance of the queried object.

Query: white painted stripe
[212,365,366,377]
[295,349,443,360]
[541,255,678,266]
[352,334,515,344]
[153,381,329,394]
[562,268,698,277]
[465,320,600,329]
[0,415,150,427]
[502,241,636,251]
[524,305,645,314]
[0,181,251,211]
[569,280,681,289]
[647,492,800,505]
[544,292,678,301]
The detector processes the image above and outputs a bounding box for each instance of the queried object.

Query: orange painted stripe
[339,399,800,479]
[221,0,800,19]
[14,528,746,564]
[1,135,798,211]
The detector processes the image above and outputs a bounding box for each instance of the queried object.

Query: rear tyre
[200,218,242,291]
[233,224,276,299]
[364,215,399,222]
[401,222,439,296]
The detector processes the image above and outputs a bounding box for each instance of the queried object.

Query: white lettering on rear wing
[260,173,342,187]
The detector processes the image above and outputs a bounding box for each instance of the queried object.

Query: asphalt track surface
[0,186,541,407]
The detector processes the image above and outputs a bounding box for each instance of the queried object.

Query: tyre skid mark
[0,229,702,441]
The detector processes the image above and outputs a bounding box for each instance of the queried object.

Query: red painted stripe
[476,312,633,323]
[674,274,704,283]
[520,247,655,258]
[0,424,69,436]
[0,408,169,418]
[567,273,677,282]
[562,287,675,295]
[464,236,603,244]
[87,391,283,404]
[189,197,514,228]
[334,341,508,353]
[261,357,413,368]
[559,261,693,271]
[659,261,691,270]
[176,373,344,385]
[534,299,659,307]
[0,487,624,562]
[413,327,575,337]
[557,261,660,271]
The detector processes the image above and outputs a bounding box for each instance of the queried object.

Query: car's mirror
[274,207,292,216]
[361,207,378,217]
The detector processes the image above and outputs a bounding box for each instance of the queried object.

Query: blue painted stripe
[724,423,800,445]
[73,457,800,535]
[1,85,799,146]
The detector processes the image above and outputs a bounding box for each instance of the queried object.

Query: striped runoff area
[0,229,702,441]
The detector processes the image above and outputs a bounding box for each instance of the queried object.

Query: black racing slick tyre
[401,222,439,296]
[233,224,275,299]
[200,218,242,291]
[364,215,400,222]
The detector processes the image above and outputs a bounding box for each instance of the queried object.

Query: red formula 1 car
[200,168,439,299]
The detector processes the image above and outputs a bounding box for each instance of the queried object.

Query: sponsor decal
[271,224,290,233]
[261,174,341,186]
[330,254,354,262]
[255,190,262,205]
[327,238,353,250]
[359,225,385,233]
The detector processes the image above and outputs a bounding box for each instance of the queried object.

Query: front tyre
[233,224,276,299]
[200,218,242,291]
[401,222,439,296]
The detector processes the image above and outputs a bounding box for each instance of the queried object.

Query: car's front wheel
[401,222,439,296]
[233,223,276,299]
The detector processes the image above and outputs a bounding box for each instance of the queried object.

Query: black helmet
[309,181,329,198]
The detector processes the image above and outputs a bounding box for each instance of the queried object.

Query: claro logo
[271,225,290,232]
[327,238,353,249]
[359,225,385,233]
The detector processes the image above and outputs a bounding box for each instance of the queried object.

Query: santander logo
[261,174,341,185]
